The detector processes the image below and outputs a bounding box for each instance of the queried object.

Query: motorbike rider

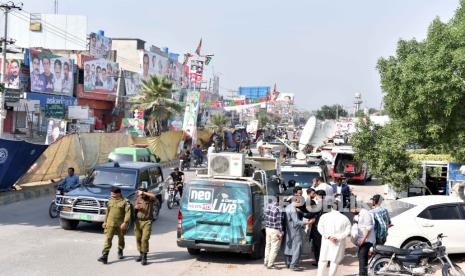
[166,167,185,198]
[180,146,191,168]
[56,167,80,193]
[192,144,203,165]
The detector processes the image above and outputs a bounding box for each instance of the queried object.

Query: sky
[13,0,461,111]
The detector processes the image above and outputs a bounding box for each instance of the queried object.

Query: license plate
[80,214,93,221]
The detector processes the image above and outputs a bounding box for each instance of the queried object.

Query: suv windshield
[382,200,417,218]
[87,169,137,188]
[282,171,321,188]
[109,153,133,163]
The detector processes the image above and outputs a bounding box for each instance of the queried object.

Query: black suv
[57,162,165,230]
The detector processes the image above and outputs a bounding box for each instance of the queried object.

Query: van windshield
[282,171,321,188]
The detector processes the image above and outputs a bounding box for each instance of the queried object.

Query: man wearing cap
[369,194,392,245]
[98,187,131,264]
[134,188,156,265]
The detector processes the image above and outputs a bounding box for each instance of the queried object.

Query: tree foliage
[256,110,281,128]
[129,75,182,136]
[315,105,348,120]
[377,0,465,162]
[210,113,227,131]
[352,119,419,191]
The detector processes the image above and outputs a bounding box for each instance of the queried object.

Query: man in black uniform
[166,167,185,197]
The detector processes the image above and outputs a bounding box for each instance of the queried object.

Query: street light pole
[0,2,22,138]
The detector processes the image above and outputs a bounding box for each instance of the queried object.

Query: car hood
[66,185,134,200]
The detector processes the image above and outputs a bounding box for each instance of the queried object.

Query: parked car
[56,162,165,230]
[384,195,465,254]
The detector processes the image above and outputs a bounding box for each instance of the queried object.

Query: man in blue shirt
[192,144,203,164]
[58,167,80,193]
[369,194,392,245]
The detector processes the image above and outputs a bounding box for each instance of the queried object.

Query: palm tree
[210,113,227,132]
[129,75,182,136]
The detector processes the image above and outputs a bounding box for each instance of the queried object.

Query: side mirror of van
[141,181,148,189]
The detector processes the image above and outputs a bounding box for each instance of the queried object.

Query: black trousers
[310,233,322,263]
[358,242,373,276]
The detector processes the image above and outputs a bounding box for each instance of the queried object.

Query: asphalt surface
[2,169,465,276]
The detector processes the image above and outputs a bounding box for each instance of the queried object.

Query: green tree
[352,119,418,191]
[256,111,281,128]
[315,104,348,120]
[210,113,227,132]
[129,75,182,136]
[377,0,465,162]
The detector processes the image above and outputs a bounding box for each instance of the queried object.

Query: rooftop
[95,162,159,170]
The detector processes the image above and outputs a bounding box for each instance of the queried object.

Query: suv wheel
[59,218,79,230]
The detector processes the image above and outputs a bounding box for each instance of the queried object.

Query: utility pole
[0,1,22,138]
[54,0,58,14]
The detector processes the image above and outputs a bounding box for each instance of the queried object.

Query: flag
[205,55,212,65]
[195,38,202,56]
[182,53,192,66]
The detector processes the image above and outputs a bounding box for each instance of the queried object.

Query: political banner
[275,93,295,104]
[29,52,74,96]
[83,59,118,93]
[182,90,201,145]
[140,50,168,81]
[123,70,142,96]
[89,32,112,59]
[121,118,145,137]
[4,58,23,89]
[45,103,65,119]
[45,119,67,145]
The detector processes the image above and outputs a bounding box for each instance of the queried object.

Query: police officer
[134,187,156,265]
[98,186,131,264]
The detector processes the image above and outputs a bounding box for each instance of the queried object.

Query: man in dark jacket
[332,178,351,208]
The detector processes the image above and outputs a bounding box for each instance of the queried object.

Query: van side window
[149,167,163,183]
[139,156,149,162]
[138,170,151,187]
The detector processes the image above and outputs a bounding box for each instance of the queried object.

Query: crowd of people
[264,177,392,276]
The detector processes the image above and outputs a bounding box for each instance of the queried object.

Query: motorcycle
[167,181,181,209]
[49,186,64,218]
[193,155,203,168]
[368,233,464,276]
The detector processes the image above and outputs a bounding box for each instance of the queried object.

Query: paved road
[2,171,465,276]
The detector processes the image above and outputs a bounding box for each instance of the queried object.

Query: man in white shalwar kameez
[317,203,351,276]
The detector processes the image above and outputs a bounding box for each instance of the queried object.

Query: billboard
[83,59,118,93]
[4,59,23,89]
[276,93,295,104]
[140,51,168,80]
[29,52,74,96]
[121,118,145,137]
[123,70,142,96]
[45,119,67,145]
[182,90,201,144]
[89,32,112,59]
[239,86,270,100]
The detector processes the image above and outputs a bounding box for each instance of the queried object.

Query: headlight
[63,197,75,205]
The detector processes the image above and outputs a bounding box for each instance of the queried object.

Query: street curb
[0,160,179,206]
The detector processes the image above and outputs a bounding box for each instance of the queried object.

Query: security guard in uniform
[98,186,131,264]
[134,187,156,265]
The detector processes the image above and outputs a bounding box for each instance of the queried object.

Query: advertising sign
[68,106,89,120]
[246,119,259,135]
[4,59,23,89]
[182,90,201,144]
[89,32,112,60]
[123,70,142,96]
[121,118,145,137]
[189,59,204,90]
[140,51,168,81]
[45,103,65,119]
[275,93,295,104]
[83,59,118,93]
[29,52,74,96]
[45,119,67,145]
[5,90,21,103]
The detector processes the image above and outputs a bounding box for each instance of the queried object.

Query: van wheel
[187,248,201,255]
[249,233,265,259]
[59,218,79,230]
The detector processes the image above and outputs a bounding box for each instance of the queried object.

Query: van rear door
[180,180,252,245]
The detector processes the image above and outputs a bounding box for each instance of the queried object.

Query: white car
[384,195,465,254]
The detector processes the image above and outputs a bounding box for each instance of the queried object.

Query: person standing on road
[284,196,314,271]
[134,188,156,266]
[308,189,325,266]
[98,187,131,264]
[263,196,283,270]
[369,194,392,245]
[332,178,351,208]
[315,177,334,200]
[57,167,80,193]
[352,208,376,276]
[166,168,185,198]
[317,202,351,276]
